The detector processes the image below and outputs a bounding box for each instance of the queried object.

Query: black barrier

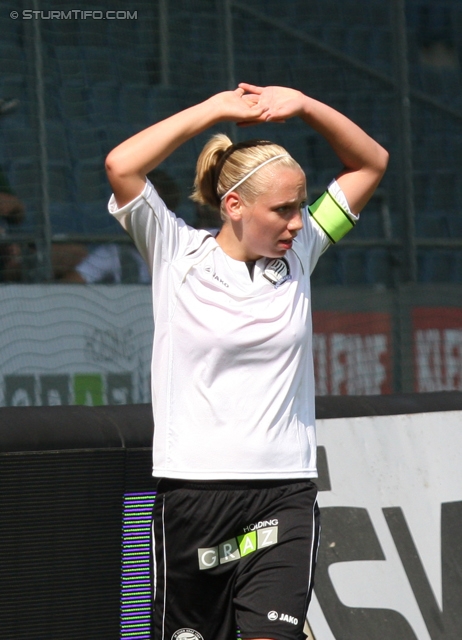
[0,405,155,640]
[1,393,462,639]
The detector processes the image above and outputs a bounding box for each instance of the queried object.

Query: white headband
[220,154,290,201]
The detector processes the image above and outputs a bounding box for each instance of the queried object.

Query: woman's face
[239,166,306,260]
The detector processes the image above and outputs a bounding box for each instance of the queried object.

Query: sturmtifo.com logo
[172,629,204,640]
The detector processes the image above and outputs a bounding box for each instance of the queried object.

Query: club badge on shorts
[263,258,292,288]
[171,629,204,640]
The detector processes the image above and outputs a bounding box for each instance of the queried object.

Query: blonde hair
[190,134,301,219]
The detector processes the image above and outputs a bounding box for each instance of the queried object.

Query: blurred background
[1,0,461,401]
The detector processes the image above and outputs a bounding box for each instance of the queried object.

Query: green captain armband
[308,191,355,243]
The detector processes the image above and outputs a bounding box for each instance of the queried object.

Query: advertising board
[413,307,462,392]
[309,411,462,639]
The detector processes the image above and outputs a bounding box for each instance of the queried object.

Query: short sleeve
[108,179,209,270]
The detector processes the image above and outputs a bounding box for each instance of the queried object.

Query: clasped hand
[213,83,305,126]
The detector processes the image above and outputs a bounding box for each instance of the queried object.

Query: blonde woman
[106,83,388,640]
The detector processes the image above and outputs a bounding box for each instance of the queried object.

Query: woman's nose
[288,211,303,231]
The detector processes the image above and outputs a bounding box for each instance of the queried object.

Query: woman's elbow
[105,151,121,181]
[105,151,135,190]
[375,144,389,177]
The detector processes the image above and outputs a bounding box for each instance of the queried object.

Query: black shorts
[151,478,320,640]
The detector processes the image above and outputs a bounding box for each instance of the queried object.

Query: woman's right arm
[105,89,267,208]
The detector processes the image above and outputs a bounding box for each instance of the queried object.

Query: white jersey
[109,180,341,480]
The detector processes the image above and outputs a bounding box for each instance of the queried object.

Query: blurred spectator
[0,96,89,282]
[65,242,151,284]
[52,243,89,281]
[0,98,20,117]
[0,165,26,282]
[417,4,458,68]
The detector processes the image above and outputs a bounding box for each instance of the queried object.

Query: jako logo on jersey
[171,628,204,640]
[212,272,230,287]
[267,611,278,621]
[263,258,292,288]
[203,264,230,287]
[197,525,278,570]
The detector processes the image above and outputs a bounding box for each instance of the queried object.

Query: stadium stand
[0,0,461,284]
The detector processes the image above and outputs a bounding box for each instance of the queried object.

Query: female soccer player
[105,84,388,640]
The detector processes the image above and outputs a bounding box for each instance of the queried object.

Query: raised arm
[239,83,389,214]
[105,89,267,208]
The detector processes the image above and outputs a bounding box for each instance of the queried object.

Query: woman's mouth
[278,238,293,250]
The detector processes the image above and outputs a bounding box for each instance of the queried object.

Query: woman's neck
[215,223,260,262]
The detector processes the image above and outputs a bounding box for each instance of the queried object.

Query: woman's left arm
[239,83,389,215]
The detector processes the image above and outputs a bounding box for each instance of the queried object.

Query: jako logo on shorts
[197,525,278,570]
[267,611,299,625]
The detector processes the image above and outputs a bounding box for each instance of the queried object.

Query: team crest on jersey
[263,258,292,288]
[171,629,203,640]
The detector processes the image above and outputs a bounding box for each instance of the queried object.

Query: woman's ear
[223,192,243,222]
